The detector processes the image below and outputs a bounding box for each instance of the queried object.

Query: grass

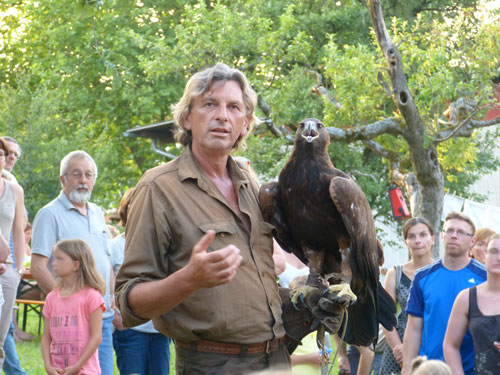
[14,307,177,374]
[15,306,339,374]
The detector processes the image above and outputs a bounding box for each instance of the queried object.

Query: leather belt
[175,337,286,355]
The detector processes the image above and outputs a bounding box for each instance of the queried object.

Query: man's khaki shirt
[115,147,285,344]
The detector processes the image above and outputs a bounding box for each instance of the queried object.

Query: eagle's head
[296,118,329,150]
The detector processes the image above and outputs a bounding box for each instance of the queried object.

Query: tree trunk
[369,0,443,258]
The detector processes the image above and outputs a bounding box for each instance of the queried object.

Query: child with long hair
[41,239,106,375]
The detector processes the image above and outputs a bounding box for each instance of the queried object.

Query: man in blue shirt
[402,211,486,375]
[31,150,114,375]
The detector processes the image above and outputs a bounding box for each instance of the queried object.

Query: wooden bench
[15,299,45,335]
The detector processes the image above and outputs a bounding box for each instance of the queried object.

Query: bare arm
[291,352,324,366]
[443,290,469,375]
[127,231,242,319]
[0,232,9,263]
[63,307,103,375]
[12,184,25,270]
[272,239,286,275]
[30,254,56,295]
[333,334,351,372]
[41,317,59,375]
[383,267,403,364]
[356,345,375,375]
[402,315,423,375]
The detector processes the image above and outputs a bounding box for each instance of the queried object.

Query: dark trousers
[113,328,171,375]
[175,343,290,375]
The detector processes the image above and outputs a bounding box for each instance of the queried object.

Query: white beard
[69,185,91,204]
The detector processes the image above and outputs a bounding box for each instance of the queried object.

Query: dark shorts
[175,342,291,375]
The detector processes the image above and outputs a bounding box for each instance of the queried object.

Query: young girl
[41,239,106,375]
[443,234,500,375]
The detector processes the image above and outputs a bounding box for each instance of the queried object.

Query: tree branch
[326,118,402,142]
[362,139,399,160]
[435,115,500,142]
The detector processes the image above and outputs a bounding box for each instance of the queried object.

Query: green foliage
[1,0,499,218]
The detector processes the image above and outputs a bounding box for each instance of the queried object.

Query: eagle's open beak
[301,120,320,143]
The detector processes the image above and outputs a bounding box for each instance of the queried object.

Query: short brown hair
[403,217,434,239]
[171,63,259,150]
[444,211,475,234]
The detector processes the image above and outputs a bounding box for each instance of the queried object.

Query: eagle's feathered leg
[325,238,357,308]
[290,247,325,304]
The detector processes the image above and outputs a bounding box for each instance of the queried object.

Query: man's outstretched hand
[186,230,243,289]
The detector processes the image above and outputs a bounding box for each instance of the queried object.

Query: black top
[468,286,500,375]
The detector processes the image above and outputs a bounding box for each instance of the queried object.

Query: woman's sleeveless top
[380,264,412,374]
[0,179,15,263]
[468,286,500,375]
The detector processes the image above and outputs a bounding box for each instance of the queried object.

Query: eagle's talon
[299,293,307,307]
[291,300,301,311]
[326,283,357,309]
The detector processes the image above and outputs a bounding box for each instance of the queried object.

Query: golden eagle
[259,118,396,346]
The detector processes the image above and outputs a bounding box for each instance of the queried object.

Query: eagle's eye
[299,122,305,128]
[317,122,324,128]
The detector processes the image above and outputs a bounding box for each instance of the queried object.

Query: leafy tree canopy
[0,0,498,225]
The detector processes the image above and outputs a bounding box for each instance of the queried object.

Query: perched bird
[259,118,396,346]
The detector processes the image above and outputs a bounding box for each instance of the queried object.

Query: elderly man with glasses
[401,211,487,375]
[31,150,115,375]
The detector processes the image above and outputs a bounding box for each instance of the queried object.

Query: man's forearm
[31,262,56,295]
[126,266,198,320]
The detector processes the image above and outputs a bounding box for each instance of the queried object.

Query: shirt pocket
[197,221,238,252]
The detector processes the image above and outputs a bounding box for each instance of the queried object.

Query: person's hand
[112,312,125,331]
[306,352,328,366]
[186,230,243,289]
[392,343,404,364]
[62,364,80,375]
[494,341,500,353]
[44,364,62,375]
[338,354,351,373]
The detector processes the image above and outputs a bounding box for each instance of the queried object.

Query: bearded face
[69,184,92,204]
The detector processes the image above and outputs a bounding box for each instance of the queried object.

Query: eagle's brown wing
[329,176,379,291]
[259,181,306,264]
[329,176,396,346]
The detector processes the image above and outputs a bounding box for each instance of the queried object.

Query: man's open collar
[177,147,249,187]
[58,190,94,213]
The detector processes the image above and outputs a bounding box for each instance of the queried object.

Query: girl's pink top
[43,286,105,374]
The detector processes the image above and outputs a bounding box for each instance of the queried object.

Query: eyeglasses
[442,228,473,237]
[65,171,95,180]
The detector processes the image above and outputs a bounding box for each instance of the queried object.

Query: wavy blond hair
[171,63,259,150]
[54,239,106,295]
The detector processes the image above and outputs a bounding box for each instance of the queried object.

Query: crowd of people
[0,63,499,375]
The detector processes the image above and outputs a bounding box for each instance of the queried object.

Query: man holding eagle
[115,63,395,375]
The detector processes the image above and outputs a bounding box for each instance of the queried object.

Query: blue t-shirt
[406,259,486,375]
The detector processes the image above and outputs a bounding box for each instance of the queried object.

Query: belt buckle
[265,340,271,354]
